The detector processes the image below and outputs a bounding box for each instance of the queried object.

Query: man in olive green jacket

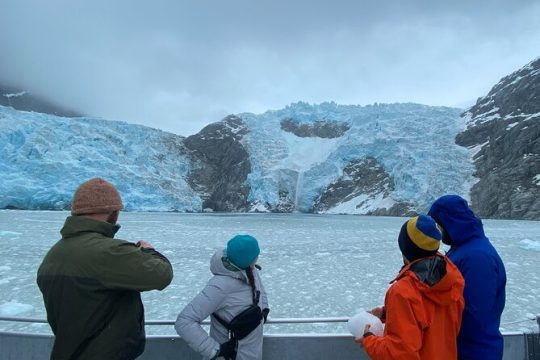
[37,178,173,360]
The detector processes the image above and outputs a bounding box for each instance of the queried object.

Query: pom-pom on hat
[398,215,441,262]
[226,235,260,269]
[71,178,124,215]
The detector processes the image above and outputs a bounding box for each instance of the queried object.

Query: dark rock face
[0,84,82,117]
[274,169,297,212]
[457,57,540,219]
[280,118,350,138]
[312,157,413,215]
[367,202,416,217]
[466,59,540,121]
[184,115,252,211]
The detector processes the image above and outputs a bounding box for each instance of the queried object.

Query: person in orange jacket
[358,215,465,360]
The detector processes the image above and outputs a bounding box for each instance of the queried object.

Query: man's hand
[368,306,384,319]
[136,240,154,249]
[354,324,372,348]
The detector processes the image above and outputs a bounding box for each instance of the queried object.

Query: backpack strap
[212,312,231,331]
[212,274,262,339]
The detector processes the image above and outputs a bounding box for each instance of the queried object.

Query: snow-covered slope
[0,106,201,211]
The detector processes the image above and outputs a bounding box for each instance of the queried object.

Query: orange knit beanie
[71,178,124,215]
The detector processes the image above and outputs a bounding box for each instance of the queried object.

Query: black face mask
[430,213,452,245]
[441,226,452,246]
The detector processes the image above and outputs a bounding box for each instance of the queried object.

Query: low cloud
[1,0,539,135]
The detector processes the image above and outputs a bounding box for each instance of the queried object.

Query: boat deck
[1,316,539,359]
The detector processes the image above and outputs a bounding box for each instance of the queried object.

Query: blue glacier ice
[0,106,202,212]
[1,101,476,214]
[239,102,475,213]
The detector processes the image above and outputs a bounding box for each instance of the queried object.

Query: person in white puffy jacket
[175,235,269,360]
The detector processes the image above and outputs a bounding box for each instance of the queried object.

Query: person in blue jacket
[428,195,506,360]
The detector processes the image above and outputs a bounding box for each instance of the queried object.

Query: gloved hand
[262,308,270,323]
[217,338,238,360]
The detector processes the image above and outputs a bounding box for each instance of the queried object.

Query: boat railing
[1,315,539,328]
[0,315,352,326]
[1,315,539,360]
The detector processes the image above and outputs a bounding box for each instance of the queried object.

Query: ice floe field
[0,211,539,335]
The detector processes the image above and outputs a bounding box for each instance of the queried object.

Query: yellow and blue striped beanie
[398,215,441,262]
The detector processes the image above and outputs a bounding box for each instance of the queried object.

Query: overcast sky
[1,0,539,136]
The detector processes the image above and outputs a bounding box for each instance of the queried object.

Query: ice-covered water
[0,210,538,335]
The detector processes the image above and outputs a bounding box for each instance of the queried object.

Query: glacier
[0,101,475,214]
[0,105,202,212]
[239,102,475,213]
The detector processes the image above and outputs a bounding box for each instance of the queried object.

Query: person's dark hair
[245,266,259,304]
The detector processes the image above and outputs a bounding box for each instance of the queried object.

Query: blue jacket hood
[428,195,506,360]
[427,195,485,246]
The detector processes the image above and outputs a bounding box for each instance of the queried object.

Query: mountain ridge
[1,57,539,219]
[0,84,83,118]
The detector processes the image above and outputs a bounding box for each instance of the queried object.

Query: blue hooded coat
[428,195,506,360]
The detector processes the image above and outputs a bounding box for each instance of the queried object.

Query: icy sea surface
[0,211,539,335]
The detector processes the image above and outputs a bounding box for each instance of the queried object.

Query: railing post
[536,315,540,333]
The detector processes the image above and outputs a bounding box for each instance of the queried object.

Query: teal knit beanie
[226,235,260,269]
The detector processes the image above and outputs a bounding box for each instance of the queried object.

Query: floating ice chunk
[0,301,34,316]
[347,311,384,338]
[315,252,331,257]
[519,239,540,251]
[0,231,21,237]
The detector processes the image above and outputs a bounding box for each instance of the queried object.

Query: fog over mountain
[1,1,539,135]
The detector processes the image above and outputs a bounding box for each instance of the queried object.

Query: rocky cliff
[456,57,540,219]
[184,115,252,211]
[312,157,415,216]
[280,118,350,138]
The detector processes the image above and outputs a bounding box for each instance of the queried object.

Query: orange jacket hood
[393,253,464,307]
